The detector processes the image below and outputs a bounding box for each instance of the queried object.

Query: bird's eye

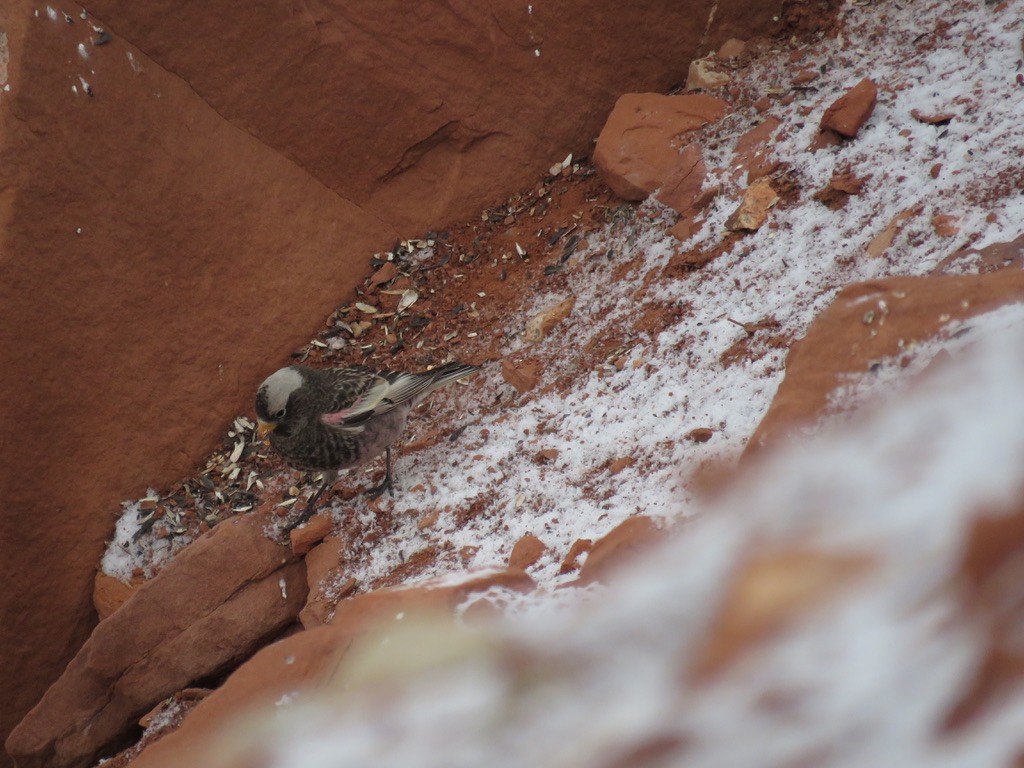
[275,408,286,419]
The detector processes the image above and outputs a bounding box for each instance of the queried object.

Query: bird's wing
[376,363,482,409]
[374,371,444,407]
[320,376,391,428]
[320,363,479,429]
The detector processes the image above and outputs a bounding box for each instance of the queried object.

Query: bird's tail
[380,361,482,407]
[425,361,482,389]
[322,362,482,429]
[411,361,482,403]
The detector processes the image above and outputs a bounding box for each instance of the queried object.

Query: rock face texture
[0,3,382,758]
[654,143,709,217]
[593,93,729,200]
[0,0,785,758]
[6,510,306,768]
[820,77,878,137]
[745,268,1024,454]
[75,0,780,234]
[724,176,779,231]
[127,570,536,768]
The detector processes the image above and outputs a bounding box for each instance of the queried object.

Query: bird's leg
[365,447,396,499]
[285,470,337,532]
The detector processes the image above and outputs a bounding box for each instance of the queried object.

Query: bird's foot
[364,447,395,500]
[283,503,318,533]
[364,476,395,500]
[283,471,336,533]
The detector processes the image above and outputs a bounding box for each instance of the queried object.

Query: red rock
[417,510,440,529]
[690,549,873,681]
[137,689,210,730]
[501,358,542,393]
[1,0,783,740]
[92,572,144,622]
[388,276,416,293]
[724,177,779,232]
[930,162,943,178]
[687,427,715,443]
[337,571,537,634]
[910,108,955,125]
[594,93,729,200]
[866,206,919,257]
[932,233,1024,275]
[0,14,381,752]
[809,128,843,150]
[754,96,773,113]
[524,295,576,342]
[368,261,400,289]
[932,213,960,238]
[129,571,536,768]
[533,448,561,464]
[717,38,746,59]
[559,539,594,575]
[830,171,866,194]
[944,508,1024,731]
[460,596,506,624]
[6,510,307,768]
[745,269,1024,454]
[577,516,663,585]
[812,168,866,210]
[300,534,348,629]
[820,78,878,138]
[608,456,636,475]
[289,513,333,557]
[685,57,730,91]
[792,69,819,85]
[730,117,781,182]
[668,217,696,241]
[99,688,211,768]
[508,534,547,570]
[127,622,358,768]
[655,143,708,216]
[663,246,717,271]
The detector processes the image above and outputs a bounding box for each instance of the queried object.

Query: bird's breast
[351,408,412,463]
[269,407,411,471]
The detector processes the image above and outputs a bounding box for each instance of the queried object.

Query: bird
[255,361,481,528]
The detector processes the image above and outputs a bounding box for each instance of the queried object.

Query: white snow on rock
[312,0,1024,590]
[101,490,187,580]
[104,0,1024,612]
[94,0,1024,763]
[236,302,1024,768]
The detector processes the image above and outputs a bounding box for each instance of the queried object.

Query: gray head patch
[256,366,305,419]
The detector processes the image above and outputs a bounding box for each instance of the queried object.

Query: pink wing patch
[321,378,389,427]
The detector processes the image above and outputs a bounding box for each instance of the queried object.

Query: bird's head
[255,366,305,438]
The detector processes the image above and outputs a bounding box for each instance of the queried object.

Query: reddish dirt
[123,164,633,586]
[119,3,850,599]
[3,2,797,754]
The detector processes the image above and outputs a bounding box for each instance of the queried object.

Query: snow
[822,304,1024,428]
[103,0,1024,597]
[88,0,1024,762]
[305,0,1024,592]
[101,490,187,580]
[246,304,1024,767]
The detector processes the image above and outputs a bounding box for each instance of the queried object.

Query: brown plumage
[255,361,480,527]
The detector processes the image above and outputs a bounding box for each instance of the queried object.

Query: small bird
[255,361,480,527]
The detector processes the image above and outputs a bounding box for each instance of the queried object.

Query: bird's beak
[257,420,276,438]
